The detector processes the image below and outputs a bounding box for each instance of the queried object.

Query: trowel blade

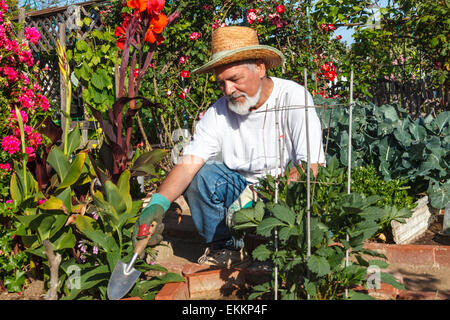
[107,259,141,300]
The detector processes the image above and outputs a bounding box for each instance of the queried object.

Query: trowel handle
[134,221,157,257]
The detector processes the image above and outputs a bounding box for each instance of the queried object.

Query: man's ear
[255,59,267,78]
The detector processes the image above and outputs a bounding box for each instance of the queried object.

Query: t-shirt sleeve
[182,106,221,161]
[288,88,326,165]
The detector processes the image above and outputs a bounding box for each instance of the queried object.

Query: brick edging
[363,242,450,268]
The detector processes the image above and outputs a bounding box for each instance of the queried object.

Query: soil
[410,215,450,246]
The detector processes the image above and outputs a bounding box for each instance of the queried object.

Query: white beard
[226,85,262,116]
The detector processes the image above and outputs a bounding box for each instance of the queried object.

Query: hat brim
[192,45,285,75]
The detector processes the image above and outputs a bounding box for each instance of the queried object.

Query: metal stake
[345,69,354,299]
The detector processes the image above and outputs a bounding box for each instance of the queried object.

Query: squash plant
[233,158,406,300]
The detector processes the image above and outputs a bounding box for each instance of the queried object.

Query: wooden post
[59,23,67,145]
[18,8,25,40]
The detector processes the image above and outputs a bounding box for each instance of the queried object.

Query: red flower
[147,0,165,15]
[336,35,342,40]
[189,32,201,40]
[320,64,330,72]
[144,13,167,44]
[127,0,147,12]
[180,70,190,78]
[276,4,285,14]
[115,25,126,49]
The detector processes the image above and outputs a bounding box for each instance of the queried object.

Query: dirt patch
[0,279,44,300]
[411,215,450,246]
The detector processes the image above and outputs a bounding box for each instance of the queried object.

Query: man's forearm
[155,154,205,203]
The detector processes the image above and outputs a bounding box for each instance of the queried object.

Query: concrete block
[391,196,431,244]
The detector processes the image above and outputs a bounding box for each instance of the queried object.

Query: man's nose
[223,80,236,96]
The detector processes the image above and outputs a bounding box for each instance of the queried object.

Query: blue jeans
[183,162,248,250]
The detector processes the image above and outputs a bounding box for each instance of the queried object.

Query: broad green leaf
[252,244,272,261]
[56,151,87,191]
[38,196,67,213]
[56,188,72,213]
[256,217,284,237]
[66,126,81,155]
[270,203,295,226]
[381,272,405,290]
[117,170,132,213]
[104,180,127,216]
[52,227,76,250]
[131,149,167,176]
[75,215,97,233]
[47,146,70,181]
[307,255,331,277]
[82,229,118,252]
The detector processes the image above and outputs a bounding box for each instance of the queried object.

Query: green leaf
[256,217,284,237]
[52,227,76,250]
[56,151,87,191]
[81,229,118,253]
[38,196,67,214]
[307,255,331,277]
[131,150,167,176]
[66,126,81,155]
[270,203,295,226]
[75,215,97,233]
[252,244,272,261]
[104,180,127,216]
[47,146,70,181]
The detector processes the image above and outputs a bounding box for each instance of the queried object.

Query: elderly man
[133,26,325,268]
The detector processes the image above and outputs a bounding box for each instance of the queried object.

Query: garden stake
[304,68,312,300]
[107,223,156,300]
[345,69,354,299]
[274,97,280,300]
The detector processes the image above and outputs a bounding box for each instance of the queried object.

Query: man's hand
[287,164,320,184]
[132,204,165,247]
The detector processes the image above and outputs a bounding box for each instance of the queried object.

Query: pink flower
[28,131,42,148]
[0,163,11,171]
[11,109,28,124]
[198,111,205,120]
[35,94,50,111]
[6,199,12,204]
[2,136,20,154]
[211,19,226,30]
[25,146,36,160]
[189,32,201,40]
[38,199,47,205]
[178,56,186,64]
[166,89,172,96]
[25,27,41,45]
[0,0,8,12]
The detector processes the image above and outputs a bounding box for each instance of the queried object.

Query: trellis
[13,0,109,145]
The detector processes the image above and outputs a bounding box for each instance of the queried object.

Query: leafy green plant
[316,95,449,209]
[233,158,405,300]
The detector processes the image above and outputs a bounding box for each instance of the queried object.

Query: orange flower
[144,13,167,44]
[127,0,147,12]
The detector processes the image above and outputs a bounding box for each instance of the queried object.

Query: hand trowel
[107,222,157,300]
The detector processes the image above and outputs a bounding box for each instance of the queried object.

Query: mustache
[225,92,247,101]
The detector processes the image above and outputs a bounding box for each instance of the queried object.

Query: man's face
[215,60,265,115]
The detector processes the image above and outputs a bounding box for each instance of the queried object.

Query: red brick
[186,269,245,295]
[155,281,188,300]
[182,263,212,275]
[398,290,450,300]
[434,246,450,267]
[364,243,435,266]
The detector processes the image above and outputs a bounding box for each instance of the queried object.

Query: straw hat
[192,26,285,74]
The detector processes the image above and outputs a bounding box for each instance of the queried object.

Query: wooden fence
[369,79,449,117]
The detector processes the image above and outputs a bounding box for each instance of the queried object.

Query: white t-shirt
[182,77,326,183]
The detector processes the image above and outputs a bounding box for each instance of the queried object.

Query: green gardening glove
[132,193,170,247]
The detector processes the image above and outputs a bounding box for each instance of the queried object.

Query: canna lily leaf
[47,146,70,182]
[56,151,87,191]
[131,149,167,176]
